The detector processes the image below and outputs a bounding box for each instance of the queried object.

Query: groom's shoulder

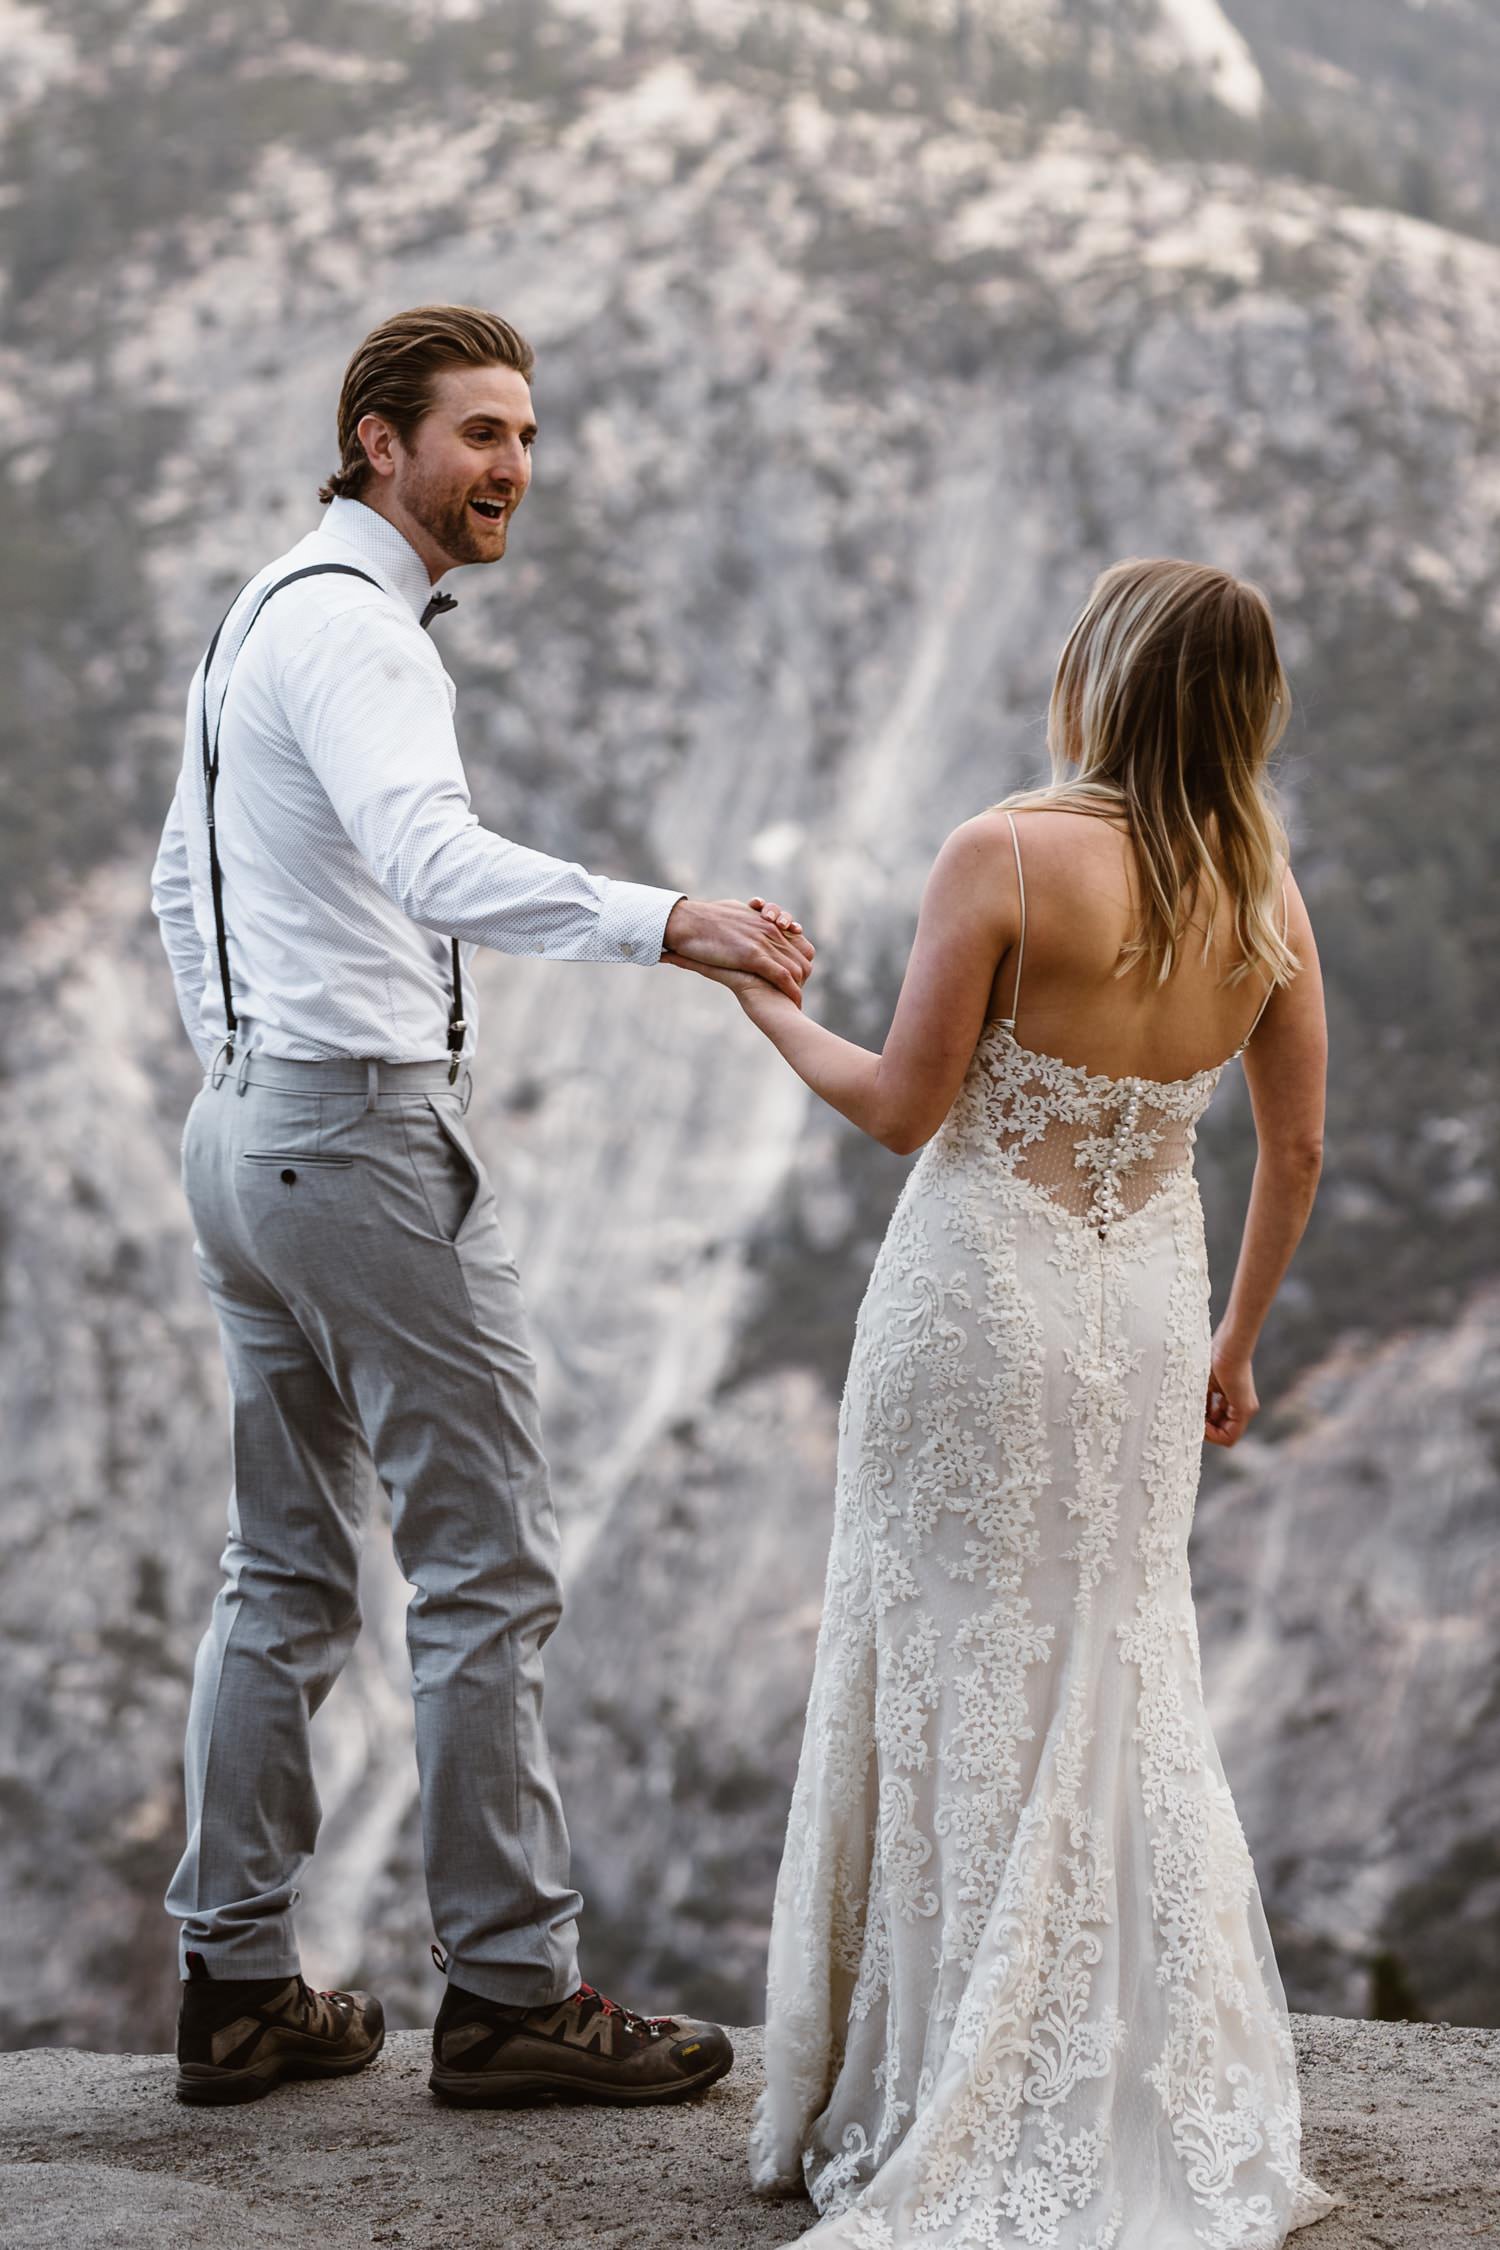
[245,529,421,668]
[266,524,407,618]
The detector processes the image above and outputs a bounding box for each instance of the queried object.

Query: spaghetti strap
[998,810,1027,1032]
[1234,875,1291,1058]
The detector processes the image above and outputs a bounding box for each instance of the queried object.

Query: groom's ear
[355,412,400,482]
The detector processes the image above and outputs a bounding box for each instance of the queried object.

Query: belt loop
[234,1044,252,1098]
[460,1065,474,1116]
[365,1059,380,1112]
[209,1038,230,1090]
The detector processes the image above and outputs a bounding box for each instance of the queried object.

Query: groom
[149,303,812,2108]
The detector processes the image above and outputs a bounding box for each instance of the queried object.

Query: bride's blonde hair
[1000,558,1299,990]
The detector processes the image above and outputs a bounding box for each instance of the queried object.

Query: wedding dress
[751,816,1342,2249]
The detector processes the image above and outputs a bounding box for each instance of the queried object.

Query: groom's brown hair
[318,305,536,504]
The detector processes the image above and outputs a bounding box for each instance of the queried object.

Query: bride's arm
[1206,874,1327,1446]
[669,815,1019,1153]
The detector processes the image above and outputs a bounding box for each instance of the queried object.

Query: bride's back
[984,807,1280,1086]
[981,556,1300,1086]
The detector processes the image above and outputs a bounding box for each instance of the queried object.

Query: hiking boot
[175,1953,385,2105]
[428,1974,733,2108]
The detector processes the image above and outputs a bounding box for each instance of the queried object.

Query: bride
[672,558,1344,2247]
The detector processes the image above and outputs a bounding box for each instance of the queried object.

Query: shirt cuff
[593,880,684,966]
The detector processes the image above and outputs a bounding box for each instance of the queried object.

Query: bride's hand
[1204,1346,1258,1447]
[663,954,773,1001]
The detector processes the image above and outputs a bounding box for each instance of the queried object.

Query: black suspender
[199,563,467,1083]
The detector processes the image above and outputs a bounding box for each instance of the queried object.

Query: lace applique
[1137,1225,1212,1594]
[875,1611,941,1772]
[877,1775,940,1924]
[1059,1244,1143,1603]
[932,1595,1057,1981]
[932,1022,1219,1239]
[849,1896,891,2025]
[929,1189,1050,1595]
[914,1803,1126,2239]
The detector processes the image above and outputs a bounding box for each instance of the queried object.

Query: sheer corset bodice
[932,1019,1223,1237]
[920,807,1279,1240]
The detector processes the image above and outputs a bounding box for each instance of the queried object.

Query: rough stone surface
[1,2017,1497,2249]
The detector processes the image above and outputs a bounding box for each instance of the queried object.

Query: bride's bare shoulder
[1006,803,1125,840]
[929,810,1025,893]
[919,812,1030,941]
[948,804,1123,875]
[943,809,1019,851]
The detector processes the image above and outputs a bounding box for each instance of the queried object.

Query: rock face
[1,2,1497,2049]
[1193,1287,1500,2030]
[1,2018,1497,2250]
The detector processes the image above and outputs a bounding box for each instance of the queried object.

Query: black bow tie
[420,591,458,631]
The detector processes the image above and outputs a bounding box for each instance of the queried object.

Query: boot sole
[176,2028,385,2106]
[428,2046,733,2110]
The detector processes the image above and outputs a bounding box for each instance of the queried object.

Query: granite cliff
[1,0,1496,2049]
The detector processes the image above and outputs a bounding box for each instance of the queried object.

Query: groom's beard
[403,465,513,568]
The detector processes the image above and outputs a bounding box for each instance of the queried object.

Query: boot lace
[571,1980,671,2041]
[292,1975,351,2030]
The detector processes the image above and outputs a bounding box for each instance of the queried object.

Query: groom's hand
[662,897,814,1004]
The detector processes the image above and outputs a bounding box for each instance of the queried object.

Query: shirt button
[619,939,635,956]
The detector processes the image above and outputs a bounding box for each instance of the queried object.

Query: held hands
[1204,1337,1258,1447]
[662,895,813,1008]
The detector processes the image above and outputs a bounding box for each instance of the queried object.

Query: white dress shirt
[150,497,683,1069]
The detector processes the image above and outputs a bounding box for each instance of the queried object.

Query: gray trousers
[165,1047,582,2006]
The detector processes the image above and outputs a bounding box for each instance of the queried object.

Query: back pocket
[242,1151,354,1166]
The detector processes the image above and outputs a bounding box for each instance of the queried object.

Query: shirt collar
[320,497,444,621]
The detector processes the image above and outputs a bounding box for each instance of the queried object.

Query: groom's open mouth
[470,496,508,524]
